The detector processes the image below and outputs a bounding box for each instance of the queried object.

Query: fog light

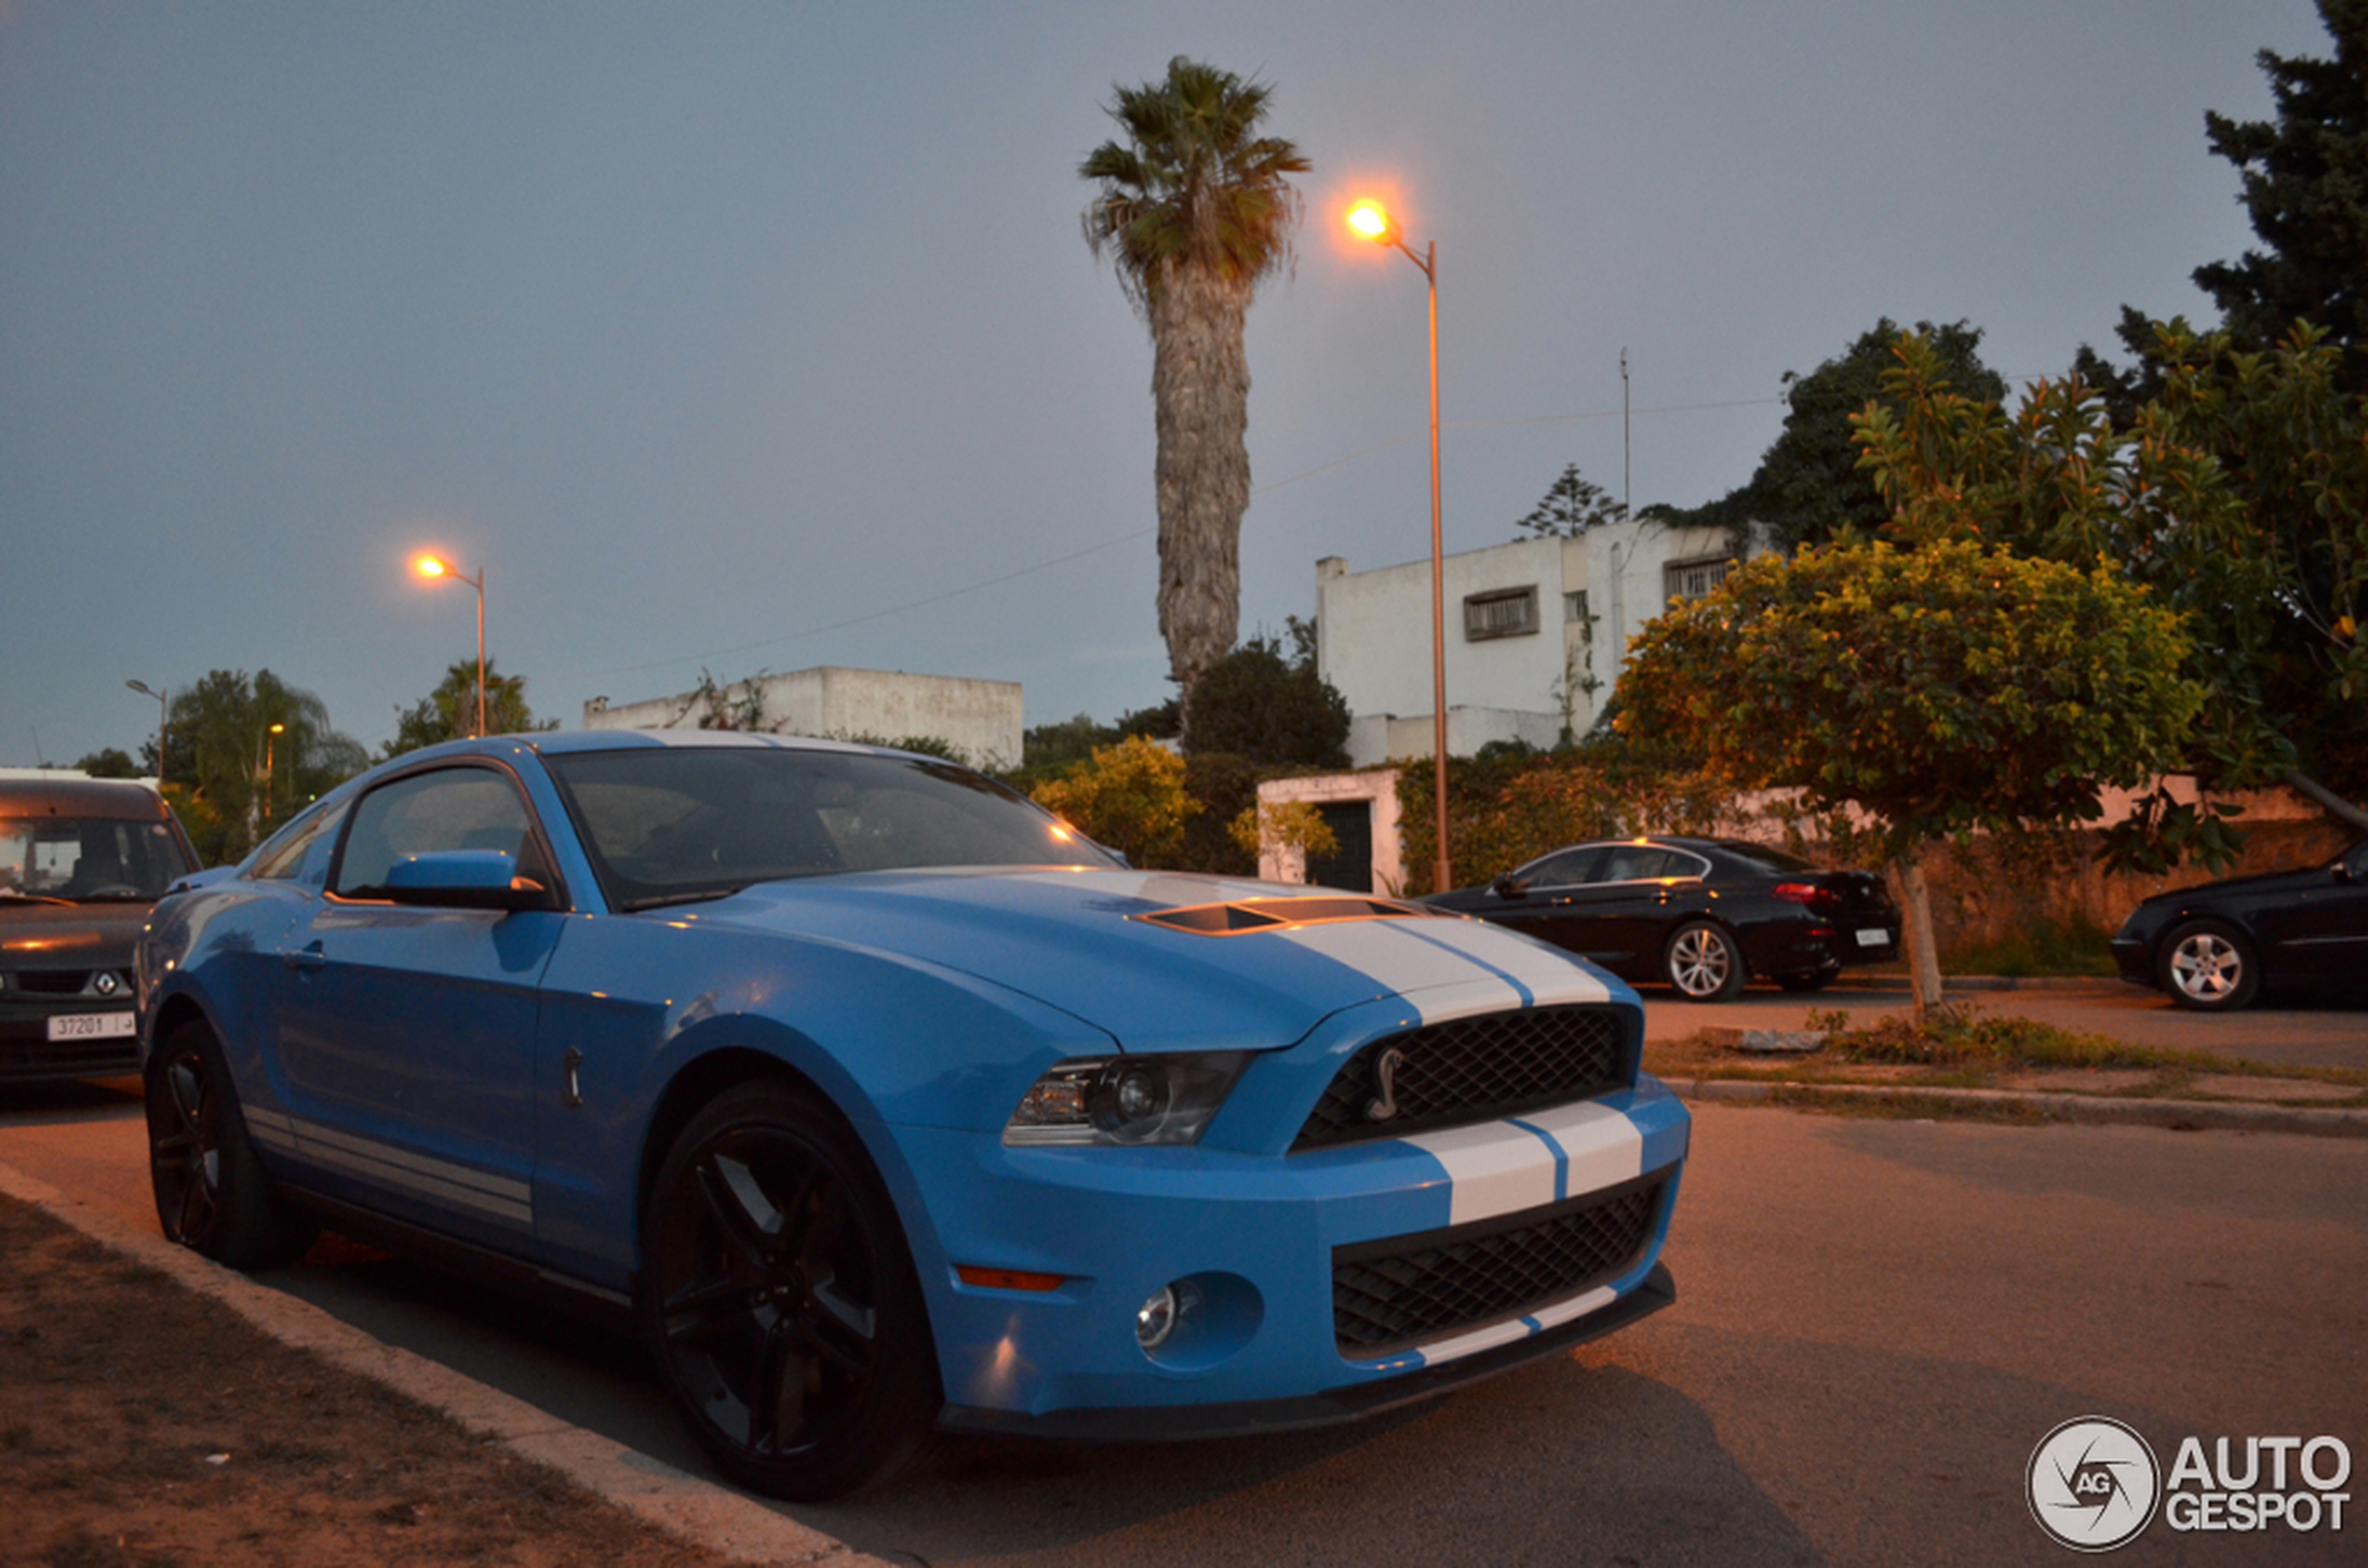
[1136,1279,1203,1350]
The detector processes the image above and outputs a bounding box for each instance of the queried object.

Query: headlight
[1003,1052,1249,1147]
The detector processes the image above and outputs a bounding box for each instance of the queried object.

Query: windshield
[0,816,197,901]
[544,746,1117,911]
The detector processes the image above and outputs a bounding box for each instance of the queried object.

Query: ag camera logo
[2028,1417,2160,1552]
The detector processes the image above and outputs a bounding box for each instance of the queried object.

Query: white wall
[585,667,1023,771]
[1315,516,1745,760]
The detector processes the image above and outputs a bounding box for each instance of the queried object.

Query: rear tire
[2158,920,2259,1011]
[640,1081,940,1501]
[1664,921,1746,1002]
[145,1021,317,1269]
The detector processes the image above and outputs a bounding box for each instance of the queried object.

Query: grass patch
[1939,913,2120,977]
[1797,1003,2368,1081]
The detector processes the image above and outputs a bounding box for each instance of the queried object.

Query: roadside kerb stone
[0,1157,896,1568]
[1673,1078,2368,1137]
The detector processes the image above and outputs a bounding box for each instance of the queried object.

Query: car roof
[0,776,173,820]
[527,728,887,757]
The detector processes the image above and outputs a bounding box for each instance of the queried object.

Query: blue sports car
[137,731,1689,1499]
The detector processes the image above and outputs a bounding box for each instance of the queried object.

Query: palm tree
[1081,57,1308,706]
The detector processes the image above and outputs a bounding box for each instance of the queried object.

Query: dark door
[1307,802,1373,892]
[1535,845,1707,975]
[2252,843,2368,991]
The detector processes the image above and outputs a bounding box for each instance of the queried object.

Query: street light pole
[414,556,489,737]
[1348,200,1453,894]
[125,680,168,790]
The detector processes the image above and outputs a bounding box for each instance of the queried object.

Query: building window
[1463,585,1540,641]
[1664,555,1736,604]
[1563,589,1590,624]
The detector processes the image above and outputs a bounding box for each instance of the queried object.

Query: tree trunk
[1147,268,1253,709]
[2280,768,2368,833]
[1891,849,1944,1025]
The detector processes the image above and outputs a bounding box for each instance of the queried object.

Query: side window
[252,802,348,883]
[332,768,540,900]
[1603,846,1697,883]
[1525,848,1600,887]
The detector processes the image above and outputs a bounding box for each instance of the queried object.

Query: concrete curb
[0,1158,895,1568]
[1673,1078,2368,1137]
[1822,974,2128,995]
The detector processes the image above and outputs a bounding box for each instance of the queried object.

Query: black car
[1,776,200,1082]
[1425,836,1900,1001]
[2111,839,2368,1011]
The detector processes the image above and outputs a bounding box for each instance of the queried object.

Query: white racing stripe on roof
[1517,1101,1645,1197]
[1277,921,1523,1014]
[1414,1284,1619,1369]
[1399,1120,1559,1225]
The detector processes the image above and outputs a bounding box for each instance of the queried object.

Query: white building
[1315,516,1757,766]
[585,667,1023,771]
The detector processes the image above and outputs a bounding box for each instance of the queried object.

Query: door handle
[282,944,326,971]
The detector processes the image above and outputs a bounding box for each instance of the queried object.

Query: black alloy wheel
[641,1081,940,1501]
[145,1022,315,1269]
[2158,918,2260,1011]
[1663,920,1747,1002]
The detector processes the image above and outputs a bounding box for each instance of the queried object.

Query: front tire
[640,1081,940,1502]
[1664,920,1746,1002]
[2158,920,2259,1011]
[145,1021,316,1269]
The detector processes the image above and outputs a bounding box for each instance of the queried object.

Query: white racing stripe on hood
[1274,920,1525,1011]
[1414,919,1619,1004]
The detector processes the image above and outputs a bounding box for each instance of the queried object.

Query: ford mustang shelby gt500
[137,731,1688,1499]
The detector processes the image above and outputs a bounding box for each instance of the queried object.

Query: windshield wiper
[618,887,748,913]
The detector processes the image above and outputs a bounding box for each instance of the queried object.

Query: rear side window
[332,768,542,899]
[1599,846,1704,883]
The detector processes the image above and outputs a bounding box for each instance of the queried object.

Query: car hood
[2132,862,2337,910]
[689,867,1623,1053]
[0,900,153,964]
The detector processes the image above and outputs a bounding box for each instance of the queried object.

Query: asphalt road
[5,994,2362,1566]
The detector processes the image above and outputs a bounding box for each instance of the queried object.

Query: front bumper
[888,1076,1690,1435]
[0,999,143,1082]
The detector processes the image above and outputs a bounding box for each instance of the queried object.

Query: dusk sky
[1,2,2333,770]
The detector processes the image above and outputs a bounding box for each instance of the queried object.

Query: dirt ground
[0,1194,734,1568]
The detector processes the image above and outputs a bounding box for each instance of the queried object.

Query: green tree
[1619,542,2200,1018]
[1029,734,1199,867]
[1181,632,1349,767]
[382,656,556,759]
[1081,58,1310,702]
[2194,0,2368,388]
[1513,462,1626,540]
[1660,319,2004,553]
[72,748,141,779]
[156,670,366,861]
[1860,323,2368,833]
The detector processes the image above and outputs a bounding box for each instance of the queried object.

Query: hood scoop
[1135,896,1445,938]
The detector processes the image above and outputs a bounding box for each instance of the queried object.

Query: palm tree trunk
[1148,268,1252,704]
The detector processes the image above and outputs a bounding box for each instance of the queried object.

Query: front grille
[7,970,97,996]
[1292,1004,1630,1151]
[1332,1176,1666,1355]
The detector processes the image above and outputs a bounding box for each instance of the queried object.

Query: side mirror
[1492,873,1532,899]
[383,850,554,912]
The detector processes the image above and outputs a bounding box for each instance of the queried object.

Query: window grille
[1663,556,1735,604]
[1463,585,1540,641]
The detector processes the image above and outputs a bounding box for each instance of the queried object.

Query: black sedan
[1425,837,1900,1001]
[2111,839,2368,1011]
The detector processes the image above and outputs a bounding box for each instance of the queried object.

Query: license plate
[1855,928,1892,948]
[48,1011,135,1041]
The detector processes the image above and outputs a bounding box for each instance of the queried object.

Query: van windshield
[0,817,199,902]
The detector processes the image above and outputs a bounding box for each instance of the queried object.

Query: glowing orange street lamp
[414,554,487,737]
[1347,198,1452,894]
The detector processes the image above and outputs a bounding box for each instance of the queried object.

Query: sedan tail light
[1772,881,1845,912]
